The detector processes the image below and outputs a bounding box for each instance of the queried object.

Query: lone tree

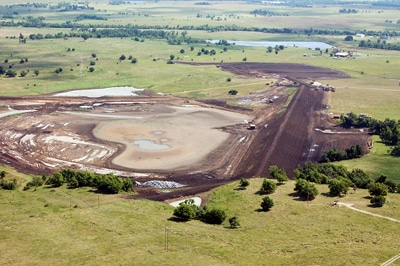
[203,208,226,224]
[260,179,277,194]
[344,35,354,41]
[260,196,274,211]
[228,89,237,95]
[5,70,17,77]
[239,178,250,189]
[229,216,240,228]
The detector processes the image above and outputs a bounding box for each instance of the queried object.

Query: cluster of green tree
[75,15,107,21]
[173,199,227,225]
[24,176,45,190]
[2,3,48,8]
[108,0,128,5]
[0,170,18,190]
[197,47,217,56]
[29,169,135,194]
[50,3,93,12]
[250,9,289,16]
[3,16,400,42]
[266,45,285,55]
[320,145,364,163]
[359,39,400,51]
[194,2,211,5]
[258,166,289,210]
[294,178,319,200]
[339,8,358,13]
[0,179,17,190]
[340,112,400,156]
[294,162,400,206]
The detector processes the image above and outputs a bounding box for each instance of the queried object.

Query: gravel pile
[138,180,186,189]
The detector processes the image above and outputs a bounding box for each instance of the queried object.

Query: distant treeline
[2,18,399,39]
[340,112,400,157]
[250,9,289,16]
[359,39,400,51]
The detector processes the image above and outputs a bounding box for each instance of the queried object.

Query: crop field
[1,0,400,265]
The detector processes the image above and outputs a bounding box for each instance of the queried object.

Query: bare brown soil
[0,63,371,201]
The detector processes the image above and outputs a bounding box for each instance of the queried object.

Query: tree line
[340,112,400,156]
[21,169,135,194]
[294,162,399,206]
[320,145,364,163]
[358,39,400,51]
[2,17,400,42]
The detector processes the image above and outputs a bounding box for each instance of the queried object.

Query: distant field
[1,178,399,265]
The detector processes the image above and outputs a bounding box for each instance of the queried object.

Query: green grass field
[1,178,399,265]
[1,1,400,264]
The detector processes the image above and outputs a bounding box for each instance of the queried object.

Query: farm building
[334,52,352,58]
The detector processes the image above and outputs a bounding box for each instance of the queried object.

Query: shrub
[229,217,240,228]
[294,178,319,200]
[203,208,226,224]
[269,165,288,184]
[173,204,196,221]
[370,195,386,207]
[328,178,351,197]
[48,172,64,187]
[95,174,123,194]
[228,89,237,95]
[239,178,249,188]
[260,179,276,194]
[24,176,44,190]
[349,168,373,189]
[368,182,388,196]
[0,179,17,190]
[260,196,274,211]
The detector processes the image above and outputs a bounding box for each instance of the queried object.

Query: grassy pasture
[0,1,400,264]
[1,178,399,265]
[336,136,400,183]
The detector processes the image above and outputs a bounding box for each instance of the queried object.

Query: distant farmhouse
[334,52,352,58]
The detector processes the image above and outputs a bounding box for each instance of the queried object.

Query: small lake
[208,40,333,50]
[54,86,144,98]
[133,140,170,151]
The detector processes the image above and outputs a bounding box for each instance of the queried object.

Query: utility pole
[165,227,169,252]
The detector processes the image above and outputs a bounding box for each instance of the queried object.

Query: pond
[133,140,170,151]
[54,86,144,97]
[207,40,333,50]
